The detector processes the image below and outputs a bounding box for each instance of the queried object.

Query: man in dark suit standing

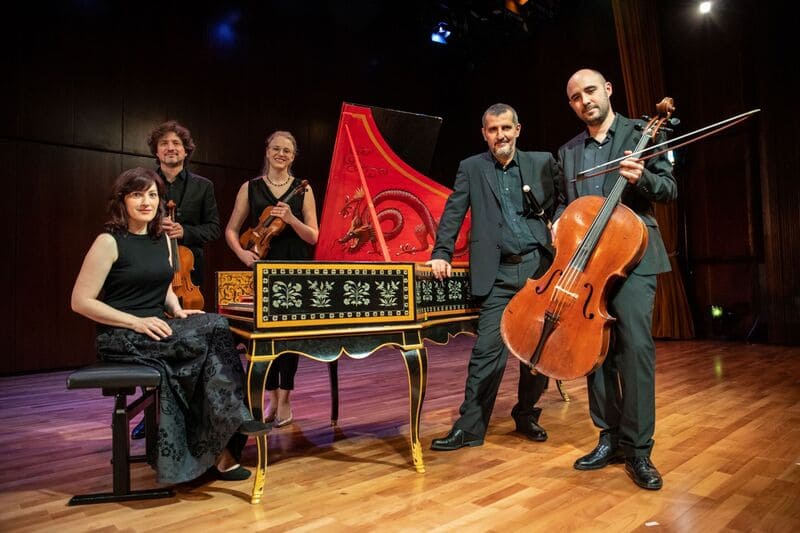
[428,103,558,451]
[147,120,221,288]
[132,120,221,440]
[558,69,677,490]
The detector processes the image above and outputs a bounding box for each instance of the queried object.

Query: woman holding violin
[557,69,677,490]
[71,168,270,484]
[225,130,319,427]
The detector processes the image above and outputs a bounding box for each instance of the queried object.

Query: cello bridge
[554,285,578,300]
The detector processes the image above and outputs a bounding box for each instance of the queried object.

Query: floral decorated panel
[414,265,477,318]
[255,262,415,329]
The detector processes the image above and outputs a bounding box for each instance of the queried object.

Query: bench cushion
[67,363,161,390]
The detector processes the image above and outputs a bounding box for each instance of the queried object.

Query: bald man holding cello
[555,69,677,490]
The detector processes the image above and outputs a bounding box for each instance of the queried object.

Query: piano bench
[65,362,174,505]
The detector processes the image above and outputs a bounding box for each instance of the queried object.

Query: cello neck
[166,200,181,272]
[170,235,181,272]
[568,127,654,272]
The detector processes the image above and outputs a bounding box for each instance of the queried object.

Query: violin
[239,179,309,259]
[500,98,676,381]
[166,200,204,310]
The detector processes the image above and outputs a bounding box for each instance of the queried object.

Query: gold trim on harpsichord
[230,314,478,342]
[250,339,424,364]
[216,271,254,307]
[232,313,478,364]
[217,262,478,330]
[255,261,417,329]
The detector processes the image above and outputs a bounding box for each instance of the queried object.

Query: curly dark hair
[146,120,196,161]
[104,167,166,238]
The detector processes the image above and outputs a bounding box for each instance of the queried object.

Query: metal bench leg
[144,388,159,465]
[68,390,173,505]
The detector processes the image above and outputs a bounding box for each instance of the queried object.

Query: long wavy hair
[104,167,166,238]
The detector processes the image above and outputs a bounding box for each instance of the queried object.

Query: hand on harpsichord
[426,258,452,281]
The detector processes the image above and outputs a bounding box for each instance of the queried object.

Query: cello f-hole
[535,269,562,295]
[581,282,595,320]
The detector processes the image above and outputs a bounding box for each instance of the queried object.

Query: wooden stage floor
[1,338,798,532]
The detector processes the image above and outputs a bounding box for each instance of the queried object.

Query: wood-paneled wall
[1,0,796,373]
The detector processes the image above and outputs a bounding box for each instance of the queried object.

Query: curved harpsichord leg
[328,360,339,426]
[247,349,273,505]
[400,335,428,474]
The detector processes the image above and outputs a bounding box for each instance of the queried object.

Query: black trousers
[266,353,300,390]
[587,272,658,457]
[453,251,548,438]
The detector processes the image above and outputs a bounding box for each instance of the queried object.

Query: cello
[239,179,308,259]
[166,200,205,310]
[500,98,676,381]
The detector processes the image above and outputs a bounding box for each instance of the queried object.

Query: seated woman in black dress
[71,167,269,484]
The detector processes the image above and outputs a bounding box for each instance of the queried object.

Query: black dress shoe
[625,456,663,490]
[573,435,624,470]
[131,419,146,440]
[430,428,484,451]
[512,412,548,442]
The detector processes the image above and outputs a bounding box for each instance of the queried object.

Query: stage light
[213,22,235,45]
[431,22,452,45]
[710,305,724,318]
[699,1,712,14]
[211,10,241,49]
[504,0,530,15]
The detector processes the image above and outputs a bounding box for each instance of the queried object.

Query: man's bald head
[566,69,614,127]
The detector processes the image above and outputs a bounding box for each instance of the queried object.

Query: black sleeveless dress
[95,231,251,484]
[247,177,309,390]
[247,176,310,260]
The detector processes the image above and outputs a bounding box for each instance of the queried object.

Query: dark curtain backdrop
[657,0,799,344]
[611,0,695,339]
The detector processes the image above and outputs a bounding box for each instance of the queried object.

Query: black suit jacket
[557,114,677,275]
[172,170,221,282]
[432,150,558,297]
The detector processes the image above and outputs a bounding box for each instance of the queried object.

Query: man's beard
[584,103,609,126]
[494,142,513,158]
[160,157,183,167]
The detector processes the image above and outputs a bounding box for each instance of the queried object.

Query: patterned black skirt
[95,313,251,484]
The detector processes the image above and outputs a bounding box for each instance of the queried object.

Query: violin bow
[576,108,761,181]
